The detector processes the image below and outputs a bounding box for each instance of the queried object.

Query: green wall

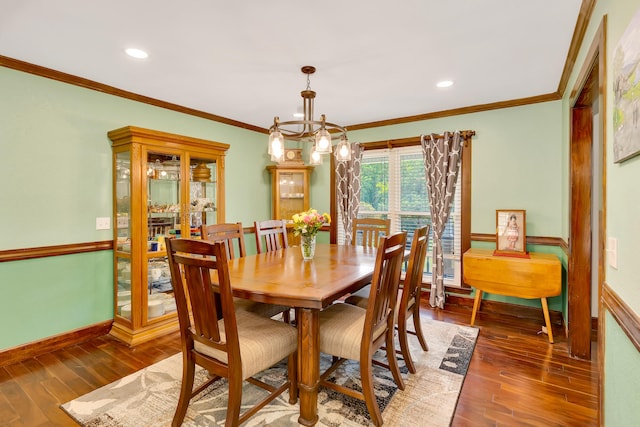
[0,67,272,349]
[348,101,564,238]
[593,0,640,316]
[0,67,276,249]
[1,252,113,347]
[564,0,640,422]
[604,310,640,425]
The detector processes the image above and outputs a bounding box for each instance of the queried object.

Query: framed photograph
[495,210,526,255]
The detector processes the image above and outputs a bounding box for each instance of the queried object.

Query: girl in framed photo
[503,213,520,250]
[496,209,526,254]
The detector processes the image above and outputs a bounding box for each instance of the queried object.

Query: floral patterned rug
[61,319,478,426]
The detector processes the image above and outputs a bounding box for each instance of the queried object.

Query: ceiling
[0,0,584,131]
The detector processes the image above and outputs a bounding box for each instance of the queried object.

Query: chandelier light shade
[335,135,351,161]
[309,146,323,165]
[314,121,332,154]
[268,66,350,163]
[268,127,285,162]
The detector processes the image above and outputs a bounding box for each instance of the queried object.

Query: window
[337,145,463,287]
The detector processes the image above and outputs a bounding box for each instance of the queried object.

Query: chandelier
[268,66,351,164]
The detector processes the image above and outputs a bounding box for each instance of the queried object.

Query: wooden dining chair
[254,219,289,253]
[200,222,247,260]
[166,238,298,427]
[346,225,431,373]
[352,218,391,247]
[318,231,407,427]
[253,220,295,323]
[149,217,173,238]
[201,222,291,320]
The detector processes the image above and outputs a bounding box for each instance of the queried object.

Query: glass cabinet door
[278,171,305,220]
[145,152,182,321]
[147,153,181,241]
[189,156,217,234]
[114,151,132,319]
[267,165,313,246]
[141,153,219,322]
[267,165,313,223]
[115,152,132,251]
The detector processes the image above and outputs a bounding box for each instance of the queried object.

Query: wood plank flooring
[0,302,598,426]
[443,303,598,427]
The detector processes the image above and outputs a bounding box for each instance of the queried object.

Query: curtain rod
[360,130,475,150]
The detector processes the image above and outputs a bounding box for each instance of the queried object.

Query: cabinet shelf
[147,178,218,184]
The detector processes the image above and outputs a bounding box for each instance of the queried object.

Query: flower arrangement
[292,209,331,237]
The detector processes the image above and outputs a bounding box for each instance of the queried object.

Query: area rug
[61,319,478,426]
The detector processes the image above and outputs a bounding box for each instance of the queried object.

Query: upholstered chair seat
[194,309,297,380]
[319,303,387,361]
[232,298,290,320]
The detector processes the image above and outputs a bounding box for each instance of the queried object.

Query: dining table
[226,243,379,426]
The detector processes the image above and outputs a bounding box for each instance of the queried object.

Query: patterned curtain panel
[421,131,464,308]
[334,143,362,243]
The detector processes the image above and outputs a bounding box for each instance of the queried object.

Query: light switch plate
[607,237,617,269]
[96,217,111,230]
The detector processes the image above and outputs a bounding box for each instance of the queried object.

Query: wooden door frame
[568,17,606,361]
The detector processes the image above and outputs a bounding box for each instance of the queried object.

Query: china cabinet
[109,126,229,346]
[266,164,314,244]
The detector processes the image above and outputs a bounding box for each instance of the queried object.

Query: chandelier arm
[320,121,347,133]
[272,120,346,132]
[270,120,346,138]
[277,129,313,139]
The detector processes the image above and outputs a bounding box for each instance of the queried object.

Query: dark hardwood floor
[0,301,598,426]
[441,303,599,427]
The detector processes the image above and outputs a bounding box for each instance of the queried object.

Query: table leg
[296,308,320,426]
[540,297,554,344]
[470,289,483,326]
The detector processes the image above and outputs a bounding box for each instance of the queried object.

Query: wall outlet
[96,217,111,230]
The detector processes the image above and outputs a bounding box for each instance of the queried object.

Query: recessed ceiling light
[125,48,149,59]
[436,80,454,88]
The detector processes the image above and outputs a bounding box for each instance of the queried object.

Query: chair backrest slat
[254,219,289,253]
[352,218,391,247]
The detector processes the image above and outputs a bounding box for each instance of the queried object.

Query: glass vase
[301,234,316,260]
